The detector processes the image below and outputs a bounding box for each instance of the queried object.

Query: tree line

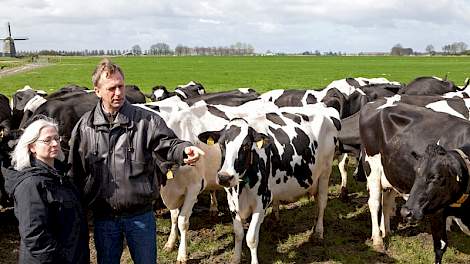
[19,42,255,57]
[391,41,469,56]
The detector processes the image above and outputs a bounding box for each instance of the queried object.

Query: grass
[0,57,30,70]
[1,55,470,96]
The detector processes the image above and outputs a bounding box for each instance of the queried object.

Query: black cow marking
[292,127,314,188]
[346,77,362,88]
[306,94,317,104]
[269,126,295,177]
[266,113,287,126]
[331,117,341,131]
[447,100,469,120]
[207,105,230,120]
[282,112,301,124]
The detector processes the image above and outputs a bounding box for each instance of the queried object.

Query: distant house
[390,47,414,56]
[124,51,134,56]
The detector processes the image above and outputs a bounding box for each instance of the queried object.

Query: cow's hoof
[163,243,175,252]
[372,242,386,253]
[176,260,187,264]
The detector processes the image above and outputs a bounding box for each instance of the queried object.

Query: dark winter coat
[68,100,191,218]
[4,158,89,264]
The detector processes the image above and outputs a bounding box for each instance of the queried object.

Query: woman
[4,118,89,264]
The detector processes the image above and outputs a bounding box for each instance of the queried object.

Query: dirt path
[0,62,49,78]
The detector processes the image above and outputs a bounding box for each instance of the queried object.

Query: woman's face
[29,126,61,165]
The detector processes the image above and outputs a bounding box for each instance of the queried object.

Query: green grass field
[1,55,470,263]
[1,55,470,96]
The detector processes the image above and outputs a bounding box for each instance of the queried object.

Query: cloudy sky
[1,0,470,54]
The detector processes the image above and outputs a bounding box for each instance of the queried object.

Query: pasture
[1,55,470,95]
[1,55,470,263]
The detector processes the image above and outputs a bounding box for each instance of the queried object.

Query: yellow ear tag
[256,139,264,149]
[207,136,215,145]
[166,170,174,179]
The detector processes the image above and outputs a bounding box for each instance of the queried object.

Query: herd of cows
[1,76,470,264]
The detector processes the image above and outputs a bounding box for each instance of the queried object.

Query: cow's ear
[198,131,221,145]
[411,151,422,160]
[254,133,270,149]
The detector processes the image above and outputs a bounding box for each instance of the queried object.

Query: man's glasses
[36,136,62,145]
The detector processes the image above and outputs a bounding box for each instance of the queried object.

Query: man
[68,58,204,264]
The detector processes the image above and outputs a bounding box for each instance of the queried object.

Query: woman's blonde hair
[11,118,64,170]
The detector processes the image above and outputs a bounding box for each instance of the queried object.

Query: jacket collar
[92,100,133,128]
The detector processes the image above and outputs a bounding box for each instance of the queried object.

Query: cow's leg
[209,190,219,217]
[232,214,245,264]
[365,154,384,251]
[380,189,397,238]
[176,188,200,264]
[430,212,447,264]
[313,166,332,239]
[338,153,349,201]
[246,211,265,264]
[164,208,180,252]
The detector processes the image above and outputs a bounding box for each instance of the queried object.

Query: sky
[1,0,470,54]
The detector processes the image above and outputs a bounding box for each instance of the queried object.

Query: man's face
[94,72,126,113]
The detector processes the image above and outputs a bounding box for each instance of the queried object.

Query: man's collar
[93,100,131,127]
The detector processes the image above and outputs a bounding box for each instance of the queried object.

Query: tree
[131,45,142,55]
[150,42,171,55]
[425,44,435,55]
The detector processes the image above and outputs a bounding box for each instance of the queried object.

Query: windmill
[1,22,28,57]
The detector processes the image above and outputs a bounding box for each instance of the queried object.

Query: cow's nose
[218,172,234,187]
[400,207,412,218]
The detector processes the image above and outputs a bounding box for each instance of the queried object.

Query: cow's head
[150,85,172,102]
[175,81,205,99]
[321,88,348,118]
[401,144,464,220]
[198,118,270,188]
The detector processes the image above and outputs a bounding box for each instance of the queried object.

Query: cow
[258,89,321,107]
[197,104,340,264]
[398,76,463,96]
[184,88,259,106]
[148,81,206,102]
[325,77,401,98]
[148,85,172,102]
[124,84,147,103]
[359,99,470,263]
[0,93,12,207]
[400,144,470,264]
[136,100,278,263]
[11,86,48,129]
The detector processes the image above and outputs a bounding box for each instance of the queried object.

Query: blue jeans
[94,210,157,264]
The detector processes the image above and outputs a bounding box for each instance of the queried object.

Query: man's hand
[184,146,205,165]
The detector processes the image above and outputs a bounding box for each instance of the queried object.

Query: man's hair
[92,58,125,87]
[12,118,64,170]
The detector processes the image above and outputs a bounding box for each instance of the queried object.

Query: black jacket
[4,158,89,264]
[68,100,191,218]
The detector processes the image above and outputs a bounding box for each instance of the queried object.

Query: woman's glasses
[36,136,62,145]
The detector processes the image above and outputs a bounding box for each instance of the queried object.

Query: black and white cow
[148,81,206,102]
[184,88,259,106]
[359,100,470,263]
[134,100,278,263]
[258,89,321,107]
[398,76,463,96]
[11,86,48,129]
[325,77,401,97]
[198,104,340,264]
